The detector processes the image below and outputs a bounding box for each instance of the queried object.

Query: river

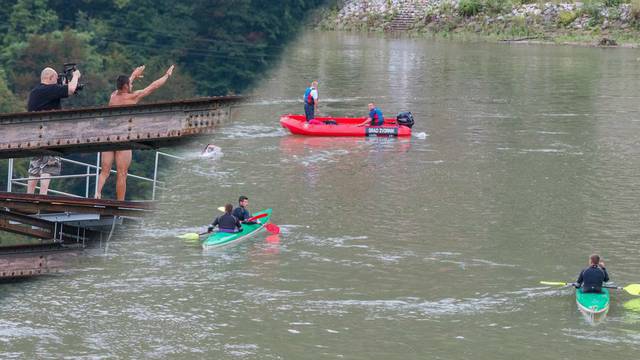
[1,32,640,358]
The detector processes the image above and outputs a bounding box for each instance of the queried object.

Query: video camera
[57,63,84,93]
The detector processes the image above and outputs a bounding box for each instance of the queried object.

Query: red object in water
[280,114,412,137]
[265,234,280,244]
[265,223,280,234]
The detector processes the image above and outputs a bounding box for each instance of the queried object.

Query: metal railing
[5,151,182,200]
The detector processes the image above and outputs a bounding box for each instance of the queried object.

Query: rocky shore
[319,0,640,46]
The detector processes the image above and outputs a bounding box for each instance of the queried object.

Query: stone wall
[322,0,640,41]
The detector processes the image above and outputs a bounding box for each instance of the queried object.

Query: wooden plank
[0,193,152,218]
[0,192,154,210]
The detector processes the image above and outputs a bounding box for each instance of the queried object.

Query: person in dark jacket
[232,195,257,224]
[576,254,610,293]
[208,204,242,233]
[26,66,81,195]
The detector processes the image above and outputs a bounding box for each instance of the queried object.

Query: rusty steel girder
[0,192,153,217]
[0,96,243,159]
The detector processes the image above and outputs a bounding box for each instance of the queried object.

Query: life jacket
[370,108,384,126]
[304,87,315,106]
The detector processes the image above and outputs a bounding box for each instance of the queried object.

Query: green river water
[2,32,640,358]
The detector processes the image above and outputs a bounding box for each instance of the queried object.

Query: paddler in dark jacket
[232,195,257,224]
[208,204,242,233]
[576,254,610,293]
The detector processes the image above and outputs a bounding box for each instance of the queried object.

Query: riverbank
[318,0,640,46]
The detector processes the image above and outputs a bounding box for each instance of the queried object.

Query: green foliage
[3,0,59,44]
[604,0,623,7]
[0,70,22,113]
[579,2,604,27]
[557,11,578,27]
[439,0,455,14]
[608,6,621,20]
[458,0,483,17]
[508,15,530,36]
[484,0,512,16]
[0,0,322,101]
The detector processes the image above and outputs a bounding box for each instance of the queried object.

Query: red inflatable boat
[280,114,412,137]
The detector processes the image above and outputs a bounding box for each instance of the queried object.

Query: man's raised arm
[129,65,146,90]
[133,65,174,100]
[67,69,81,96]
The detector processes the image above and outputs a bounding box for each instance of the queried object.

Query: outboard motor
[396,111,414,128]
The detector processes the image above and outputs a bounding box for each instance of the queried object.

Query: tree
[3,0,59,45]
[0,70,22,113]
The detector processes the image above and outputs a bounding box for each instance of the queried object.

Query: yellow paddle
[623,298,640,312]
[540,281,640,296]
[178,231,208,241]
[608,284,640,296]
[540,281,574,286]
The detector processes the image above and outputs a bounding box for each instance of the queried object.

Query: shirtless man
[95,64,174,201]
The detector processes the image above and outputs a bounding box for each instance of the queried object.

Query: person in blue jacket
[303,80,319,123]
[359,103,384,126]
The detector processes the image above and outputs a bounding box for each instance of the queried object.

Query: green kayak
[202,208,272,249]
[576,287,610,319]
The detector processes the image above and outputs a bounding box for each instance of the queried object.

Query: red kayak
[280,114,412,137]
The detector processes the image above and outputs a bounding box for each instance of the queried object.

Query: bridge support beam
[0,96,242,159]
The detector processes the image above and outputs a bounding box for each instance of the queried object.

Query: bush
[484,0,512,16]
[458,0,483,17]
[557,10,578,27]
[440,0,455,14]
[508,15,530,36]
[579,2,603,26]
[604,0,623,7]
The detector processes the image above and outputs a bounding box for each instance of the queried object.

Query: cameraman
[26,67,81,195]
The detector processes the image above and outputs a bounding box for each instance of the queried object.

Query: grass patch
[459,0,483,17]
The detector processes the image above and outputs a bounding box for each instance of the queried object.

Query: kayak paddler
[576,254,610,293]
[303,80,322,125]
[232,195,257,225]
[208,204,242,233]
[358,103,384,127]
